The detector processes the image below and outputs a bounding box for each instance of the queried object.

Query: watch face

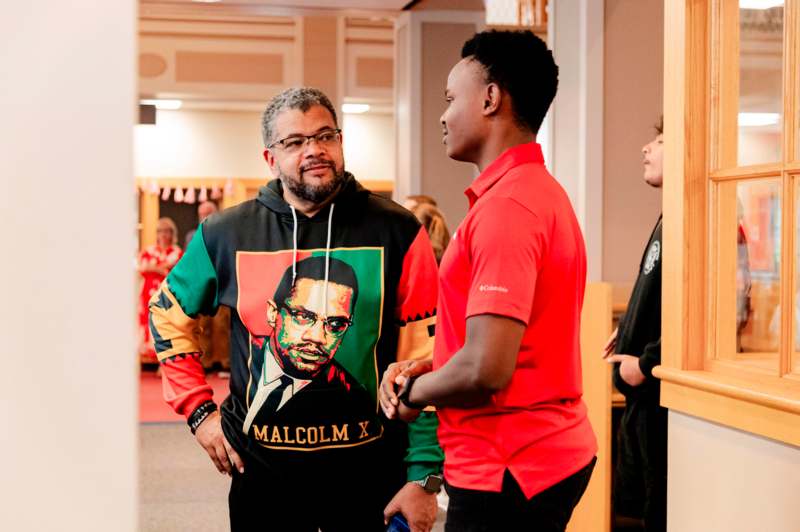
[424,474,443,492]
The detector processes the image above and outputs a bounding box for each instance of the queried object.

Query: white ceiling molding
[140,0,404,19]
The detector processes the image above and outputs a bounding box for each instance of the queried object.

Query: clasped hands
[379,359,433,422]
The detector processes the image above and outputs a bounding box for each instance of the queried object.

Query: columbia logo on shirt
[479,284,509,293]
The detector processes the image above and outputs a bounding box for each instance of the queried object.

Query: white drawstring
[323,203,335,317]
[290,206,299,285]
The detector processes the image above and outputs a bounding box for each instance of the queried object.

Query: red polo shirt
[433,142,597,499]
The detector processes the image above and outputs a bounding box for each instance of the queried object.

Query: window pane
[731,181,781,373]
[738,2,783,166]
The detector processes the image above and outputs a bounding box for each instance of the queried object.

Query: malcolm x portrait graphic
[242,255,367,435]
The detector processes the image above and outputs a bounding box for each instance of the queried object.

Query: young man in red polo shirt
[380,30,597,531]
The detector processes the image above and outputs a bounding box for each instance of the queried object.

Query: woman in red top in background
[138,217,182,362]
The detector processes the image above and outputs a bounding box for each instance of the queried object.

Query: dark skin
[380,314,525,420]
[380,57,533,420]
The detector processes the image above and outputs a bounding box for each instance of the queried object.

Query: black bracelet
[398,376,425,410]
[188,401,218,434]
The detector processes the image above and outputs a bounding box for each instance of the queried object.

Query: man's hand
[383,482,438,532]
[394,375,423,423]
[194,410,244,475]
[606,354,646,387]
[602,327,618,358]
[380,359,432,419]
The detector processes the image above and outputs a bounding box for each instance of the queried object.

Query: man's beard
[278,160,347,204]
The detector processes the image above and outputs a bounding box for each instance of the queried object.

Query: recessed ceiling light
[342,103,370,114]
[739,112,780,127]
[140,99,183,110]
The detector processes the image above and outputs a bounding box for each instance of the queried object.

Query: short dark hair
[273,256,359,314]
[461,30,558,134]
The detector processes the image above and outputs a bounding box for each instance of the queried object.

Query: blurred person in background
[603,117,666,532]
[408,202,451,265]
[403,194,437,211]
[183,200,231,373]
[138,217,182,362]
[185,200,219,248]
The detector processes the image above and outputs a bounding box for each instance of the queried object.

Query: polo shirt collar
[465,142,544,207]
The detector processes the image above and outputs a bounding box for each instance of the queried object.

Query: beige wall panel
[668,412,800,532]
[421,21,478,229]
[346,42,394,101]
[303,16,339,104]
[602,0,664,283]
[140,52,168,78]
[356,57,394,88]
[139,35,300,100]
[175,51,283,84]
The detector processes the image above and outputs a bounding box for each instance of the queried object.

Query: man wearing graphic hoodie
[149,87,443,531]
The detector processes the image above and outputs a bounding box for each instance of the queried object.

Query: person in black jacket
[604,117,666,532]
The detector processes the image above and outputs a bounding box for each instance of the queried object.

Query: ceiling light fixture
[140,99,182,111]
[342,103,370,114]
[739,112,780,127]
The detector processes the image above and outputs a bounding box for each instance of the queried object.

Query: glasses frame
[279,303,353,336]
[267,128,343,151]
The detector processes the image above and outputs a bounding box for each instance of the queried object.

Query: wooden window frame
[656,0,800,446]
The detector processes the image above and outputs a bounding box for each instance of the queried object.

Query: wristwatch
[413,474,444,494]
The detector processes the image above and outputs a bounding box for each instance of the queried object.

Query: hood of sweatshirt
[249,173,371,411]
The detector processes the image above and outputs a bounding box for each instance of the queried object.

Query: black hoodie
[613,215,662,399]
[149,174,443,486]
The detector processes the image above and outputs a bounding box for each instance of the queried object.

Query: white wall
[0,1,137,531]
[342,112,396,183]
[135,108,395,184]
[738,129,782,167]
[668,412,800,532]
[135,109,267,178]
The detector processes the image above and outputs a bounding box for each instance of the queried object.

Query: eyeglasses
[280,304,352,336]
[267,129,342,152]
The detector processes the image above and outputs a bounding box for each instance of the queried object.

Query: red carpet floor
[139,369,230,423]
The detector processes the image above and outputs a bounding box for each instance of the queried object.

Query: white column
[549,0,605,281]
[0,1,138,530]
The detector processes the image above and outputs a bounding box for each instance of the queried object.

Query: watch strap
[398,376,425,410]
